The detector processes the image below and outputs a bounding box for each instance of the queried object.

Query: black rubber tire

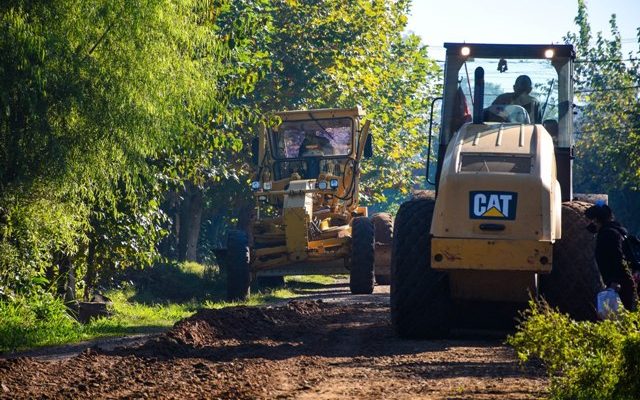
[372,212,393,285]
[371,212,393,243]
[226,230,251,301]
[391,195,451,339]
[349,217,375,294]
[539,201,604,321]
[256,276,285,288]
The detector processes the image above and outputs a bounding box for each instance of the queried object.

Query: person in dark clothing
[585,203,638,311]
[492,75,543,123]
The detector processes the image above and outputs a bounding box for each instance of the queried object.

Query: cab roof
[444,43,575,59]
[275,106,365,121]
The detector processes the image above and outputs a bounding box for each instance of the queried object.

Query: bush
[0,292,81,352]
[614,333,640,398]
[508,300,640,399]
[128,261,222,303]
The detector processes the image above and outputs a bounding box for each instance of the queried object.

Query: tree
[566,0,640,232]
[0,0,263,297]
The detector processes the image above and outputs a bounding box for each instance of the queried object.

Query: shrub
[128,261,222,303]
[508,300,640,399]
[0,292,80,352]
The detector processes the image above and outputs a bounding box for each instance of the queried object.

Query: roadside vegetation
[509,301,640,400]
[0,261,336,352]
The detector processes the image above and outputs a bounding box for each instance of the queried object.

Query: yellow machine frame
[250,107,372,277]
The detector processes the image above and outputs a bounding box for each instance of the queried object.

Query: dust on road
[0,284,547,399]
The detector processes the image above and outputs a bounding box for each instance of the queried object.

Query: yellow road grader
[225,107,392,300]
[391,43,604,337]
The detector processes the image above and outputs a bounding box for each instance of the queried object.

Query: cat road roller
[391,43,604,338]
[225,107,393,300]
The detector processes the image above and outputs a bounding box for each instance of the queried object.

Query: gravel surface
[0,283,548,399]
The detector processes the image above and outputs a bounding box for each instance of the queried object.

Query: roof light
[461,46,471,57]
[544,49,555,59]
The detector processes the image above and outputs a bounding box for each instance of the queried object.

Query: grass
[0,265,340,353]
[203,287,299,309]
[286,274,342,285]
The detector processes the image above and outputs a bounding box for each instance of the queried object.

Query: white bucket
[597,289,621,320]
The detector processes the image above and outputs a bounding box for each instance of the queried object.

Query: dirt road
[0,283,547,399]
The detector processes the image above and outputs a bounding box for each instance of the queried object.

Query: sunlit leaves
[567,0,640,194]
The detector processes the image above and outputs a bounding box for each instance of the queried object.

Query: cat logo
[469,191,518,220]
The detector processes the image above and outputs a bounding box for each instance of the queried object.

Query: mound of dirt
[170,300,327,346]
[117,300,341,359]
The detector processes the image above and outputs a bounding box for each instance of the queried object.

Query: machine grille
[459,154,532,174]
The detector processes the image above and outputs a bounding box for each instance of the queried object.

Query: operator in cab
[298,131,334,157]
[492,75,543,123]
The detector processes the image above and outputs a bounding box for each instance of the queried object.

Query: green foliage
[567,0,640,194]
[0,291,80,352]
[615,333,640,398]
[129,261,222,303]
[508,300,640,399]
[0,0,264,295]
[0,190,87,297]
[0,263,332,352]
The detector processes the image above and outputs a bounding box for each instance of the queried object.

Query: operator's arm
[533,100,543,123]
[492,93,512,105]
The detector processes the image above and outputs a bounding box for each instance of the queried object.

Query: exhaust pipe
[472,67,484,124]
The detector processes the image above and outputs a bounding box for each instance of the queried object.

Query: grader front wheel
[226,230,251,301]
[349,217,375,294]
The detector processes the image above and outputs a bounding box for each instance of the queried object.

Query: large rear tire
[349,217,375,294]
[540,201,604,321]
[226,230,251,301]
[391,195,451,338]
[372,212,393,285]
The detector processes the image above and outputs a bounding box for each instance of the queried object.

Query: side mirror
[251,137,260,165]
[363,134,373,158]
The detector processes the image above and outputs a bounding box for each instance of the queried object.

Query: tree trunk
[178,183,203,262]
[159,191,180,259]
[55,252,76,305]
[83,234,97,301]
